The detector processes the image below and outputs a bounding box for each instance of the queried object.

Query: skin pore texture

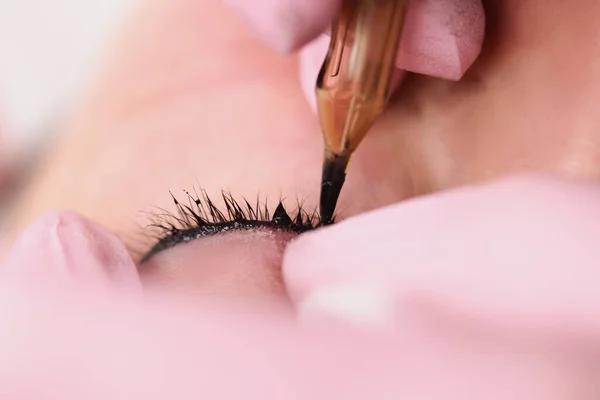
[5,0,600,299]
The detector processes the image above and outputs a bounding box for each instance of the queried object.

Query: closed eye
[140,190,331,263]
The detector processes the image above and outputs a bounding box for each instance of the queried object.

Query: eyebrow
[139,191,326,263]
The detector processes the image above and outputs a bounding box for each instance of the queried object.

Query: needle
[316,0,407,224]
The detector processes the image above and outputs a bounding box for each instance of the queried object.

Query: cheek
[138,231,294,309]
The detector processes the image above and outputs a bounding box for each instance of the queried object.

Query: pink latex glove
[225,0,486,110]
[0,179,599,397]
[283,174,600,343]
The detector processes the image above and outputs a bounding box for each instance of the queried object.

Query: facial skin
[5,0,600,302]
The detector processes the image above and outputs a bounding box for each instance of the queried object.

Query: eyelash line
[140,190,329,263]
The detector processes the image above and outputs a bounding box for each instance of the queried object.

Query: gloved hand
[0,176,598,397]
[283,174,600,341]
[225,0,486,110]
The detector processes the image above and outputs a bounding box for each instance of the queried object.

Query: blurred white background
[0,0,135,157]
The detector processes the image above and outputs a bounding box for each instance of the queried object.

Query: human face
[7,0,600,303]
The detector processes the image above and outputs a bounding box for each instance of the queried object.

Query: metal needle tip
[319,153,350,225]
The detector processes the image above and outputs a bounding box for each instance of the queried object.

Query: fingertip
[282,230,323,303]
[283,222,377,306]
[284,232,401,333]
[225,0,340,53]
[298,0,485,111]
[2,211,141,292]
[397,0,485,80]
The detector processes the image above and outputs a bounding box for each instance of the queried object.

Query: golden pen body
[317,0,407,224]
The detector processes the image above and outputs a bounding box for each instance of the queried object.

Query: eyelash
[141,190,329,262]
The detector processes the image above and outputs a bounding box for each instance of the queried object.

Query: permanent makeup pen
[317,0,407,224]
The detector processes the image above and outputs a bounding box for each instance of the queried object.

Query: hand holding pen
[226,0,486,222]
[225,0,486,110]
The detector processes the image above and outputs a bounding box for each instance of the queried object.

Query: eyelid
[140,190,329,262]
[139,230,296,304]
